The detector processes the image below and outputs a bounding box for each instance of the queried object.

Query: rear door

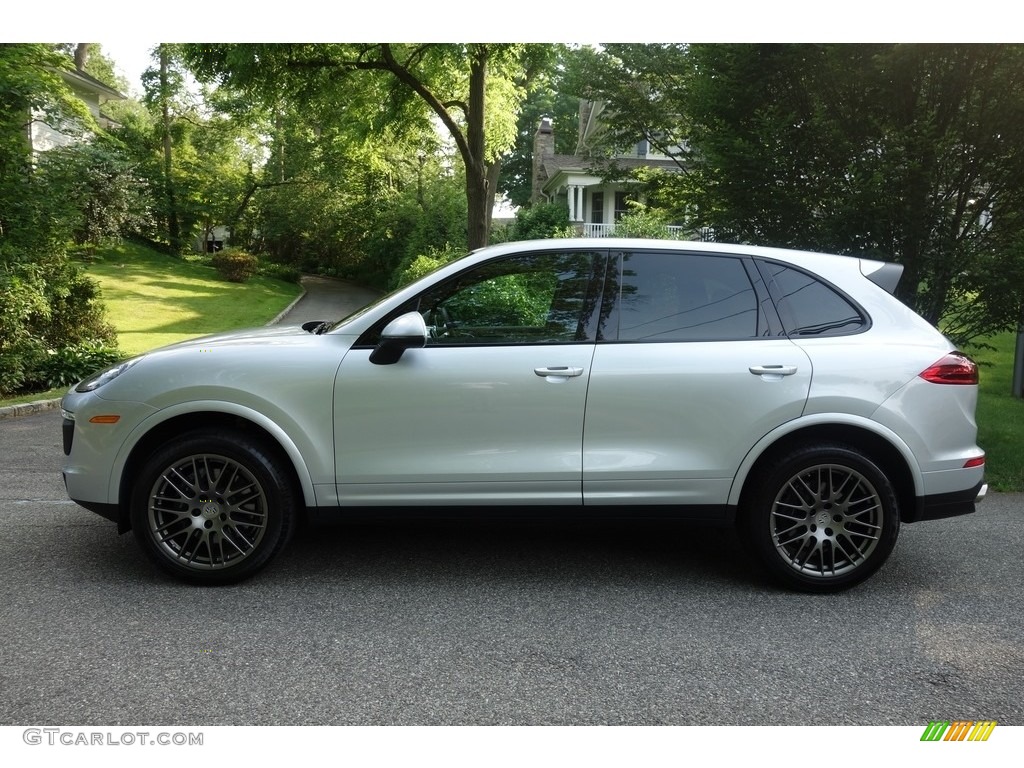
[582,249,812,509]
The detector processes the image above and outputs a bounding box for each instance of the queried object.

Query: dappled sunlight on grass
[81,242,301,357]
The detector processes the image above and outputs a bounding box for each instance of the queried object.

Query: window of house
[590,192,604,224]
[614,192,629,221]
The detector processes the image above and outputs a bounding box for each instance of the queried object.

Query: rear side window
[758,261,867,336]
[609,251,760,341]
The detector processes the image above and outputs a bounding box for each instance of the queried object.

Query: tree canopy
[181,43,553,250]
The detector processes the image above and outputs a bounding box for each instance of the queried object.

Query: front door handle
[749,364,798,377]
[534,366,584,378]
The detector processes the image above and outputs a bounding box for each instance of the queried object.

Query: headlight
[75,357,144,393]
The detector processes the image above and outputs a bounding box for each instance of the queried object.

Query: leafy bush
[21,340,123,391]
[510,203,572,241]
[613,203,682,239]
[0,256,118,395]
[211,248,259,283]
[259,261,303,283]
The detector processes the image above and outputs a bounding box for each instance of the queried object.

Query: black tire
[740,444,900,593]
[130,430,297,584]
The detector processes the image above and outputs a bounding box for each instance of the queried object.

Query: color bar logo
[921,721,997,742]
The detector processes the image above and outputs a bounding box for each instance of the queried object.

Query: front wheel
[740,444,900,592]
[130,430,297,584]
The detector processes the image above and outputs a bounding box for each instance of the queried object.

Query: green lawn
[971,332,1024,492]
[84,242,302,356]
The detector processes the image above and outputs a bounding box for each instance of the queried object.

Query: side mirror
[369,311,427,365]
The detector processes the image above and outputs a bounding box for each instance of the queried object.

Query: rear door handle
[749,365,798,377]
[534,366,584,378]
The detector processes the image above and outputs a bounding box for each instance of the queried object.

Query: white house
[530,101,687,237]
[30,67,125,153]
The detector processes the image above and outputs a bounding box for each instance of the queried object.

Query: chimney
[531,117,554,204]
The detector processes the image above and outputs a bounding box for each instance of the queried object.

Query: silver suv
[60,239,987,591]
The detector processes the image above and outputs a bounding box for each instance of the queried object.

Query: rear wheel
[741,444,900,592]
[131,430,297,584]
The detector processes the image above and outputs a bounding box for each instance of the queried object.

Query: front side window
[415,251,603,345]
[606,251,761,341]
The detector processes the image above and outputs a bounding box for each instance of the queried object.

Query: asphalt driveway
[1,408,1022,725]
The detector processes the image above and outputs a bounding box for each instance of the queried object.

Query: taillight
[919,352,979,385]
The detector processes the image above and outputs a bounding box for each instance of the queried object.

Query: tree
[499,45,579,208]
[39,138,152,253]
[0,44,118,394]
[574,43,1024,344]
[182,44,553,250]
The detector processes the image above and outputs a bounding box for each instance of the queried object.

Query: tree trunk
[160,45,181,253]
[465,47,490,250]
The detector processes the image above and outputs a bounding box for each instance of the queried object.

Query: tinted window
[759,261,866,336]
[416,251,601,345]
[610,252,759,341]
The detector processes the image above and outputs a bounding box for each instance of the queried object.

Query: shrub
[0,255,118,396]
[211,248,259,283]
[614,203,682,239]
[259,261,303,284]
[22,340,123,391]
[510,203,572,242]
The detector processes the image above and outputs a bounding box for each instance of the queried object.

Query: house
[531,100,688,237]
[30,66,125,153]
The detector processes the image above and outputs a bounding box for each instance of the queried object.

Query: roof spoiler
[860,260,903,295]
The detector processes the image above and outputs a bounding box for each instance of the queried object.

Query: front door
[333,249,606,506]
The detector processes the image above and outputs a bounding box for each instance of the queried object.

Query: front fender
[109,399,320,508]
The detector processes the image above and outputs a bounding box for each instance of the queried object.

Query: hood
[156,323,316,351]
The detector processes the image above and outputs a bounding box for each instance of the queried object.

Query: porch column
[567,185,584,222]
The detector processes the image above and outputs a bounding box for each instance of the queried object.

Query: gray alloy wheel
[146,453,269,570]
[743,444,900,592]
[131,431,295,584]
[770,463,883,578]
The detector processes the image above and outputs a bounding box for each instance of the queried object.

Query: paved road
[273,274,381,327]
[1,409,1022,725]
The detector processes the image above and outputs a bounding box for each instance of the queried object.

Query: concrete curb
[267,280,308,326]
[0,397,63,421]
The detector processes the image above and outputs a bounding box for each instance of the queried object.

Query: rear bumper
[908,480,988,523]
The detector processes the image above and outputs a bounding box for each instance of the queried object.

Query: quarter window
[758,261,867,336]
[609,251,760,341]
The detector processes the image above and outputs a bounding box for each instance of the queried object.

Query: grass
[0,386,68,407]
[970,332,1024,492]
[83,241,302,356]
[0,242,301,408]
